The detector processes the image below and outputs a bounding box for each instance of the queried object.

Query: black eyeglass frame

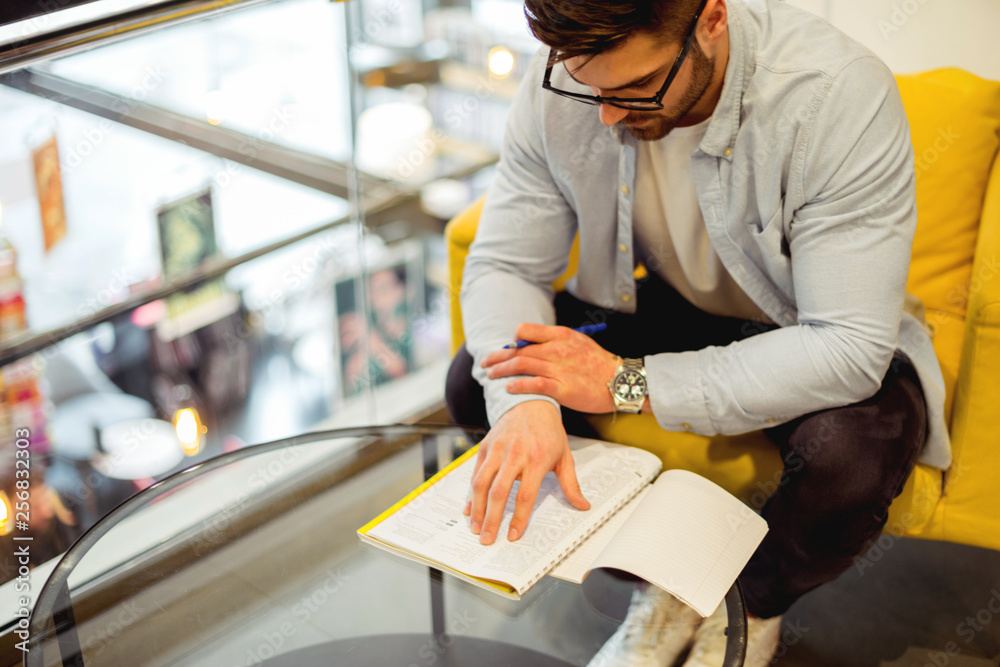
[541,0,710,111]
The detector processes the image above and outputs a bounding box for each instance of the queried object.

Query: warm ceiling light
[0,491,11,536]
[174,408,204,456]
[488,46,514,79]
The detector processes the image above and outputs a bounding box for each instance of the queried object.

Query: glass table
[26,425,746,666]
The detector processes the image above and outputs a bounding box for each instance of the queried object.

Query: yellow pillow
[899,69,1000,314]
[896,69,1000,422]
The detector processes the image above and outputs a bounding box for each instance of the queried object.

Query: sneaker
[587,582,704,667]
[682,602,782,667]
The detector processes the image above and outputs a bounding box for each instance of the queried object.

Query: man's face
[563,31,716,142]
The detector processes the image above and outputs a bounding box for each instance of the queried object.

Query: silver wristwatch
[607,357,648,414]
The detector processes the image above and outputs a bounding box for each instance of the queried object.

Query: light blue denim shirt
[461,0,950,469]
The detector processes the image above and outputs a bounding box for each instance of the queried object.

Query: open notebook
[358,436,767,616]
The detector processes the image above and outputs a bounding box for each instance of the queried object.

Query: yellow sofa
[446,69,1000,552]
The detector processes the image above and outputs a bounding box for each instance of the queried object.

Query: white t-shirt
[633,118,773,323]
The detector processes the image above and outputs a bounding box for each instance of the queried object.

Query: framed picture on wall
[333,239,423,399]
[155,187,238,339]
[156,187,216,278]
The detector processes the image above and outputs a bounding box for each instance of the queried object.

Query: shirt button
[681,422,693,430]
[724,147,733,157]
[619,244,628,253]
[621,294,631,303]
[620,185,630,195]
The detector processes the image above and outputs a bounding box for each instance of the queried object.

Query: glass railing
[0,0,533,623]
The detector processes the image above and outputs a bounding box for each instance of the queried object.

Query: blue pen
[503,322,608,349]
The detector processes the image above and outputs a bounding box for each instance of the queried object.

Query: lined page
[588,469,768,617]
[550,485,651,583]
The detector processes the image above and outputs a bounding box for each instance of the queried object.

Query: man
[445,0,950,663]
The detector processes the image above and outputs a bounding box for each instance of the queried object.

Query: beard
[618,41,715,142]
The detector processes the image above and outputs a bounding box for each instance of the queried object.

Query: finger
[507,469,547,541]
[483,341,563,371]
[514,322,565,344]
[463,447,481,518]
[506,376,561,399]
[555,449,590,511]
[480,466,520,545]
[469,449,501,534]
[472,442,489,477]
[487,356,555,380]
[468,444,489,515]
[481,347,518,368]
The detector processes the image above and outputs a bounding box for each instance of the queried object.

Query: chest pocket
[743,207,795,300]
[751,208,790,258]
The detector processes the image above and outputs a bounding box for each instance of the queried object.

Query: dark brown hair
[524,0,703,64]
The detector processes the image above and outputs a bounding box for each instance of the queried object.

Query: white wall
[785,0,1000,81]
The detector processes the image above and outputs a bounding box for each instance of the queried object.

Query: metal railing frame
[0,0,282,76]
[0,0,499,366]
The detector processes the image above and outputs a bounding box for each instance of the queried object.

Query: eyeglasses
[541,0,709,111]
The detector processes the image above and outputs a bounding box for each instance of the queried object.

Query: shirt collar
[699,0,756,159]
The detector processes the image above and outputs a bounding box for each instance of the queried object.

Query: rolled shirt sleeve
[460,54,579,427]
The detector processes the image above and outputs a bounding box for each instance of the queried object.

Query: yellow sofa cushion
[896,69,1000,423]
[919,149,1000,551]
[446,197,486,356]
[446,198,579,355]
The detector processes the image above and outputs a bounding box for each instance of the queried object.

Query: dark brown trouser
[445,272,925,618]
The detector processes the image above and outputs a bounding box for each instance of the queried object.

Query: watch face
[613,371,647,402]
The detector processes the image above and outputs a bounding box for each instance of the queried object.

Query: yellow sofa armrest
[921,152,1000,550]
[445,194,581,355]
[445,195,486,355]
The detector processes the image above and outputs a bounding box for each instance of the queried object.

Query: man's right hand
[463,400,590,545]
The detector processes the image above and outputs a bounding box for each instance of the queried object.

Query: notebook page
[366,438,661,593]
[588,469,767,617]
[549,485,651,583]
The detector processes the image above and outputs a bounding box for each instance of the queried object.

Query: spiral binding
[516,470,658,594]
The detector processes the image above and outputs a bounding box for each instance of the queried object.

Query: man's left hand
[481,323,619,414]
